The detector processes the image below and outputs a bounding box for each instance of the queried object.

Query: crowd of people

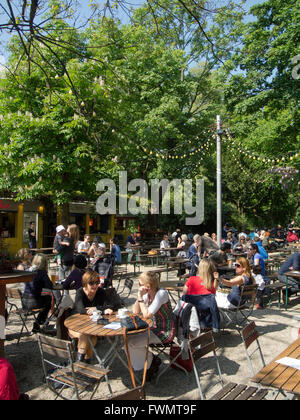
[2,219,300,398]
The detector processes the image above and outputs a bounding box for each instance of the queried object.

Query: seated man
[209,242,231,267]
[186,234,202,275]
[278,252,300,296]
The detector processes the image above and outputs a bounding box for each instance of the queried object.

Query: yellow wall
[3,204,44,256]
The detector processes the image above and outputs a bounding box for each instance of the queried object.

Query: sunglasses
[235,263,241,268]
[88,281,100,286]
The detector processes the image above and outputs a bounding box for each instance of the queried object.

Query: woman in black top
[68,270,115,362]
[22,254,53,333]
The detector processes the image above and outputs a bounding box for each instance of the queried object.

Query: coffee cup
[91,310,101,321]
[118,308,129,319]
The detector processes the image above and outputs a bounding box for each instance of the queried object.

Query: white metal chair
[219,284,258,331]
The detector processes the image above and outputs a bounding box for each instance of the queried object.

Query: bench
[267,281,285,308]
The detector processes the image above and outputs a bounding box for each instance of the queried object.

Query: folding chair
[189,331,223,400]
[241,321,265,377]
[151,300,201,383]
[209,382,269,400]
[6,287,41,344]
[118,276,134,303]
[219,284,258,331]
[37,334,110,400]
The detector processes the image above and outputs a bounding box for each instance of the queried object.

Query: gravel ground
[4,264,300,400]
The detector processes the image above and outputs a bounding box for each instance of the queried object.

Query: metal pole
[216,115,222,247]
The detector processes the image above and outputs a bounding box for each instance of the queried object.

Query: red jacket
[287,232,299,243]
[0,358,20,400]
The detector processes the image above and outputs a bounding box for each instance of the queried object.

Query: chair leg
[192,362,205,400]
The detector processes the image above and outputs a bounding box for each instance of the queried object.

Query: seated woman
[21,254,53,333]
[182,259,220,332]
[68,270,116,363]
[233,235,247,253]
[215,257,255,310]
[15,248,32,271]
[129,271,175,382]
[62,254,87,291]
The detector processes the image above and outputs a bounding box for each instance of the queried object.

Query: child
[252,264,265,309]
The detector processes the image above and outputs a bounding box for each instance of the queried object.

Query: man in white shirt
[160,234,170,256]
[77,234,91,253]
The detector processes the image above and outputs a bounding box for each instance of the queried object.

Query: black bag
[121,315,148,331]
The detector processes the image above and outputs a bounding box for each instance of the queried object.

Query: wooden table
[0,271,34,357]
[65,313,152,388]
[251,337,300,397]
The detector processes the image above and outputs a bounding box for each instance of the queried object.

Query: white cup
[118,308,128,318]
[91,310,101,321]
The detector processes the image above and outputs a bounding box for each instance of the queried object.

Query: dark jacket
[72,287,115,315]
[24,270,53,298]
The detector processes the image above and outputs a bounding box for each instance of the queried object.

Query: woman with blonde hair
[182,259,220,332]
[22,254,53,333]
[129,271,175,382]
[16,248,32,271]
[216,257,255,309]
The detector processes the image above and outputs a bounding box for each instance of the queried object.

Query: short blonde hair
[138,271,160,291]
[16,248,31,261]
[181,234,188,242]
[32,253,48,270]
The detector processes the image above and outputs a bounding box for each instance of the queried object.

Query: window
[0,211,17,238]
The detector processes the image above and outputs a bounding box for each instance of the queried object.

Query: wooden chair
[37,334,110,400]
[189,331,223,400]
[219,284,258,331]
[6,287,41,344]
[241,321,265,377]
[209,382,268,400]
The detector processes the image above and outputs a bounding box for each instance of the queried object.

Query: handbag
[170,344,193,372]
[121,315,148,331]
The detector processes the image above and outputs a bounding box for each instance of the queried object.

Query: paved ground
[3,263,300,400]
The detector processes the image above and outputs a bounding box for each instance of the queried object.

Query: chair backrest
[6,287,22,300]
[239,284,258,307]
[241,321,259,350]
[125,277,134,291]
[37,333,75,361]
[110,386,145,400]
[189,331,217,362]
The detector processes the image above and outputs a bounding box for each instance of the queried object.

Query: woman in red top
[182,259,220,332]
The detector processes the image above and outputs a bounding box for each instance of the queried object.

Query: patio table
[251,337,300,397]
[65,312,152,391]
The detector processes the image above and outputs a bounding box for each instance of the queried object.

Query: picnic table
[280,271,300,309]
[0,271,34,357]
[251,337,300,397]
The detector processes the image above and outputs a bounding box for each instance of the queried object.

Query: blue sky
[0,0,266,64]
